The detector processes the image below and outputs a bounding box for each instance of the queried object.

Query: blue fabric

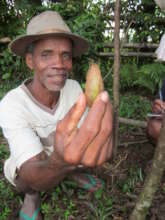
[82,174,104,190]
[160,79,165,101]
[19,207,40,220]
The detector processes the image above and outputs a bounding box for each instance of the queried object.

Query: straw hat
[9,10,89,57]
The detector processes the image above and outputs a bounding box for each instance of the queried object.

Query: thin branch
[119,117,147,128]
[103,42,158,49]
[99,52,156,58]
[0,37,11,44]
[118,139,148,147]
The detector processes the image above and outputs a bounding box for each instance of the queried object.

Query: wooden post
[113,0,120,157]
[129,114,165,220]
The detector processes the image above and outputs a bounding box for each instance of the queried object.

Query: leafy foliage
[0,0,165,95]
[120,0,165,42]
[0,0,109,88]
[0,48,32,96]
[1,2,165,219]
[119,167,143,193]
[119,94,151,120]
[135,63,165,94]
[120,63,139,90]
[119,62,165,94]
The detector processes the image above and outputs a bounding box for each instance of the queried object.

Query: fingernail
[100,91,109,103]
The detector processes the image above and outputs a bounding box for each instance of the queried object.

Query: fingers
[57,93,86,136]
[55,93,86,157]
[97,137,111,166]
[80,100,113,166]
[81,134,113,167]
[96,133,113,166]
[68,92,108,151]
[64,91,113,167]
[64,92,109,164]
[80,133,107,167]
[101,101,113,136]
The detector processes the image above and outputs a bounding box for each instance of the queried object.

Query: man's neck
[27,80,60,109]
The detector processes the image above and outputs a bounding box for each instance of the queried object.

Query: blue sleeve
[160,79,165,101]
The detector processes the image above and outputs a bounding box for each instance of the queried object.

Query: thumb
[61,93,87,134]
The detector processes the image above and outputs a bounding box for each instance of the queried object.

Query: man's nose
[51,54,64,69]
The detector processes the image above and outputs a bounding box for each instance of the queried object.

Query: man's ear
[26,54,33,70]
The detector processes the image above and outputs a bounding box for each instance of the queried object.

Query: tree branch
[129,114,165,220]
[0,37,11,44]
[119,117,147,128]
[99,52,156,58]
[103,43,158,49]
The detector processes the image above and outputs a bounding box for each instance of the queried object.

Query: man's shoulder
[0,85,26,126]
[65,79,80,86]
[1,85,22,99]
[64,79,82,92]
[0,85,25,108]
[58,79,82,107]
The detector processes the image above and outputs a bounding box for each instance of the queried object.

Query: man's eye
[63,53,71,60]
[41,53,49,57]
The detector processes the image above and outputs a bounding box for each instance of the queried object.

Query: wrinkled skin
[15,37,113,220]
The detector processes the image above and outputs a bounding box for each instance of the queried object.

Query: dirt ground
[0,129,165,220]
[99,130,165,220]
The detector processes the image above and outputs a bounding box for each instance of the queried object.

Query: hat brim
[9,32,89,57]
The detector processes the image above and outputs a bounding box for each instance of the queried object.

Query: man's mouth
[47,73,68,84]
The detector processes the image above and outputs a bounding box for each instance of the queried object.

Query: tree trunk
[113,0,120,157]
[129,114,165,220]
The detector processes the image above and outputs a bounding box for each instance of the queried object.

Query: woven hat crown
[9,10,89,57]
[27,11,71,35]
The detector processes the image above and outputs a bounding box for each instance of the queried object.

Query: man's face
[26,37,73,92]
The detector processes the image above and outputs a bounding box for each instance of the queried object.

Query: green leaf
[2,72,11,80]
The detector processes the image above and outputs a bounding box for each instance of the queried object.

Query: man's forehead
[36,36,73,48]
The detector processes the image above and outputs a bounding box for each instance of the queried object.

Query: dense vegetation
[1,0,165,219]
[1,0,165,97]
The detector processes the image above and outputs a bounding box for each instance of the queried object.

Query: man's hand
[54,91,113,167]
[152,99,165,114]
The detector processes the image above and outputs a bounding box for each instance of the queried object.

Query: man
[147,80,165,142]
[0,11,113,220]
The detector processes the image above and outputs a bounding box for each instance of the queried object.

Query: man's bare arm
[15,93,87,192]
[16,151,76,192]
[16,92,113,192]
